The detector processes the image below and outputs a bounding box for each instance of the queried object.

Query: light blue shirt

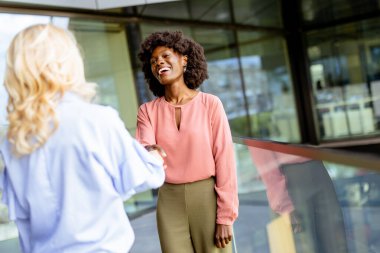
[0,93,165,253]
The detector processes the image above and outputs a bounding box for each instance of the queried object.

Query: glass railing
[233,137,380,253]
[1,136,380,253]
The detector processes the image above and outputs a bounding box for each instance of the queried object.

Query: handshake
[145,144,167,169]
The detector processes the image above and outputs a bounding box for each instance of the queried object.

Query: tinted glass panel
[188,0,232,23]
[197,29,251,137]
[137,0,232,23]
[233,0,283,27]
[137,1,190,20]
[300,0,380,24]
[233,142,380,253]
[70,19,139,132]
[307,18,380,140]
[238,31,300,142]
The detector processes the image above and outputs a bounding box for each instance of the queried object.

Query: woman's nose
[156,56,165,64]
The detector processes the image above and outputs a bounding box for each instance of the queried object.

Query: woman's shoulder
[58,99,122,131]
[138,97,162,111]
[60,92,119,118]
[198,92,222,107]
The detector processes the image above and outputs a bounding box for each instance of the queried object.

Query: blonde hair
[4,24,96,156]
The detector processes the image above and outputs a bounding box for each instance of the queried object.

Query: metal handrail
[233,136,380,171]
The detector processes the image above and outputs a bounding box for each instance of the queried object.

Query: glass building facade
[124,0,380,144]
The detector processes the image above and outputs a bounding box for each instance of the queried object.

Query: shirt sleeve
[0,152,4,191]
[106,109,165,200]
[0,167,11,217]
[0,141,26,222]
[136,104,156,146]
[248,146,295,214]
[211,98,239,225]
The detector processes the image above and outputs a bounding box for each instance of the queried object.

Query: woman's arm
[136,104,156,146]
[107,108,165,200]
[210,97,239,225]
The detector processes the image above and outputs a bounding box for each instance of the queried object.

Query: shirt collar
[60,92,84,103]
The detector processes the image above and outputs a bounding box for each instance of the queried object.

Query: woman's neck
[164,85,198,105]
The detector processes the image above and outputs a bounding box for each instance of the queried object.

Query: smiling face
[150,46,187,85]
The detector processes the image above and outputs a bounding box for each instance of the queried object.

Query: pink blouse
[136,92,238,225]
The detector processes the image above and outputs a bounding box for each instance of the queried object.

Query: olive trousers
[156,177,233,253]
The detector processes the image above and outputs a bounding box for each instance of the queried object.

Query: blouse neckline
[160,91,201,108]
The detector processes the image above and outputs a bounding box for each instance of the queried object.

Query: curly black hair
[138,31,208,97]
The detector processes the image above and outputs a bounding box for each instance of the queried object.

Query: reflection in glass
[250,147,348,253]
[238,31,300,142]
[197,28,251,137]
[233,142,380,253]
[205,56,250,136]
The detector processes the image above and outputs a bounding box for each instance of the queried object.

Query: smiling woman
[150,46,188,85]
[136,31,239,253]
[138,31,208,97]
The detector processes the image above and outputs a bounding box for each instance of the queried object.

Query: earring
[183,65,187,72]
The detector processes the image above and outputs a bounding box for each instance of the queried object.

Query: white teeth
[158,67,170,74]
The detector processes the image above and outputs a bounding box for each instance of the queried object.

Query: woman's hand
[215,224,233,248]
[145,144,166,156]
[145,145,167,169]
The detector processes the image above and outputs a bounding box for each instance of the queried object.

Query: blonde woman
[0,24,165,253]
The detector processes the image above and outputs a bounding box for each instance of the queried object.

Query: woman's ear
[183,55,188,67]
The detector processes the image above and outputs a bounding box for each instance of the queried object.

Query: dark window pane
[300,0,380,24]
[233,0,283,27]
[137,1,190,20]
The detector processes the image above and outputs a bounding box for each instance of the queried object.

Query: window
[307,18,380,140]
